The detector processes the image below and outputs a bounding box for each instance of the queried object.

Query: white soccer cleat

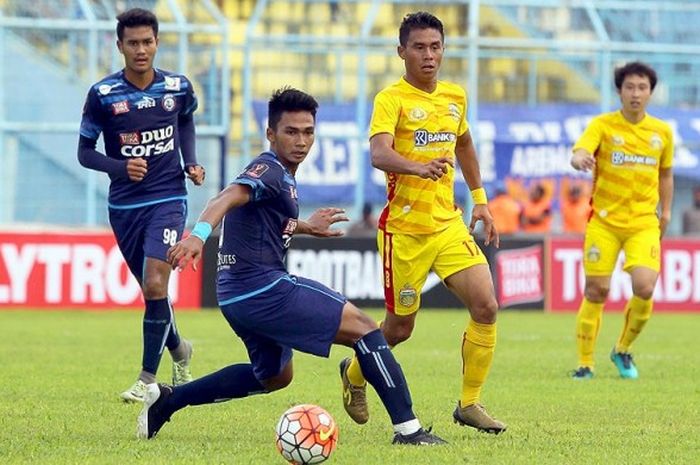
[172,340,194,386]
[120,379,148,403]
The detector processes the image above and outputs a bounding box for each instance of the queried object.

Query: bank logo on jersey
[448,103,461,122]
[414,129,456,147]
[162,94,176,112]
[164,76,181,91]
[136,96,156,110]
[111,100,129,115]
[408,107,427,122]
[119,125,175,157]
[611,150,657,166]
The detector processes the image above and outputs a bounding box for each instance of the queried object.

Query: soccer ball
[275,404,338,464]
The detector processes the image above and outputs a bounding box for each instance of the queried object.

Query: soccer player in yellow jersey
[570,62,674,380]
[339,12,506,434]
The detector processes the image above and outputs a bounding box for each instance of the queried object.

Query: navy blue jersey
[217,152,299,304]
[79,69,197,207]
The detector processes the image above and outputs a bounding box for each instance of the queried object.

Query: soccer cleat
[172,340,194,386]
[392,427,447,445]
[571,366,594,380]
[453,402,507,434]
[137,383,173,439]
[610,349,639,379]
[339,357,369,424]
[120,379,149,403]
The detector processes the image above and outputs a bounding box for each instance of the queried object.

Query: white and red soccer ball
[275,404,338,464]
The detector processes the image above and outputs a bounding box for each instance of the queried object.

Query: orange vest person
[561,185,591,233]
[522,183,552,233]
[489,188,521,234]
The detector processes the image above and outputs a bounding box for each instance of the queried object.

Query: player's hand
[470,204,500,248]
[415,157,454,181]
[167,236,204,272]
[571,152,595,172]
[306,207,349,237]
[187,165,206,186]
[126,158,148,182]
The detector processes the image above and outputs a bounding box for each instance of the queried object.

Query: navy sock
[164,299,181,351]
[142,298,172,374]
[166,364,266,415]
[354,329,415,424]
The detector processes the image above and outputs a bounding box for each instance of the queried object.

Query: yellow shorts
[583,217,661,276]
[378,220,488,315]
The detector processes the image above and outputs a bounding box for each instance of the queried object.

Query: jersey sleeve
[457,89,469,136]
[573,117,603,154]
[369,90,400,139]
[660,124,674,169]
[79,87,105,140]
[180,76,198,116]
[233,161,282,201]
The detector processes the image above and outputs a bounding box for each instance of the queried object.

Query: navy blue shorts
[220,275,346,381]
[108,199,187,281]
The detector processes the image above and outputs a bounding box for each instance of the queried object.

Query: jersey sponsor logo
[164,76,181,91]
[136,96,156,110]
[111,100,129,115]
[611,151,658,166]
[245,163,269,178]
[98,83,121,95]
[282,218,298,249]
[119,132,139,145]
[414,129,456,147]
[398,283,417,307]
[119,125,175,157]
[612,135,625,146]
[290,186,298,199]
[586,244,601,263]
[408,107,427,122]
[217,253,237,271]
[162,94,176,112]
[650,133,662,150]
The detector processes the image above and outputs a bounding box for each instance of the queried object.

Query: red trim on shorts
[382,229,395,313]
[377,173,396,231]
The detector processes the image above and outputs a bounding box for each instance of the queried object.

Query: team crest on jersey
[408,107,427,122]
[586,244,601,263]
[111,100,129,115]
[612,135,624,146]
[136,96,156,110]
[448,103,461,122]
[398,284,417,307]
[119,132,139,145]
[164,76,181,91]
[162,94,176,112]
[245,163,269,178]
[650,133,662,150]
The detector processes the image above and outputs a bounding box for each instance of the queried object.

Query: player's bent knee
[634,285,655,300]
[470,298,498,324]
[584,285,609,302]
[261,373,293,392]
[383,325,412,346]
[142,278,168,300]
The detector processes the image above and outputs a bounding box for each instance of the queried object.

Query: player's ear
[155,36,160,47]
[116,40,124,54]
[397,45,405,59]
[266,126,275,144]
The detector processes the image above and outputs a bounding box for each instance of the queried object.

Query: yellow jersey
[573,111,673,230]
[369,77,468,234]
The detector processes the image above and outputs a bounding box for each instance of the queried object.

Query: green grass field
[1,309,698,465]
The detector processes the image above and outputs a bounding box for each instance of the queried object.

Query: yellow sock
[616,295,653,353]
[346,355,366,386]
[575,298,604,368]
[460,320,496,407]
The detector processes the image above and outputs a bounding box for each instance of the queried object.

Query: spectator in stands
[521,182,552,233]
[347,202,377,237]
[682,185,700,235]
[488,182,521,234]
[561,183,591,234]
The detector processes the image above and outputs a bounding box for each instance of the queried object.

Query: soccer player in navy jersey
[135,88,445,446]
[77,8,203,402]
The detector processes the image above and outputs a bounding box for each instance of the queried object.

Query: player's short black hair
[399,11,444,47]
[268,87,318,130]
[614,61,657,91]
[116,8,159,41]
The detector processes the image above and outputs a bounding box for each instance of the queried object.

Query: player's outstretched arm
[167,184,251,271]
[297,207,349,237]
[571,148,595,171]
